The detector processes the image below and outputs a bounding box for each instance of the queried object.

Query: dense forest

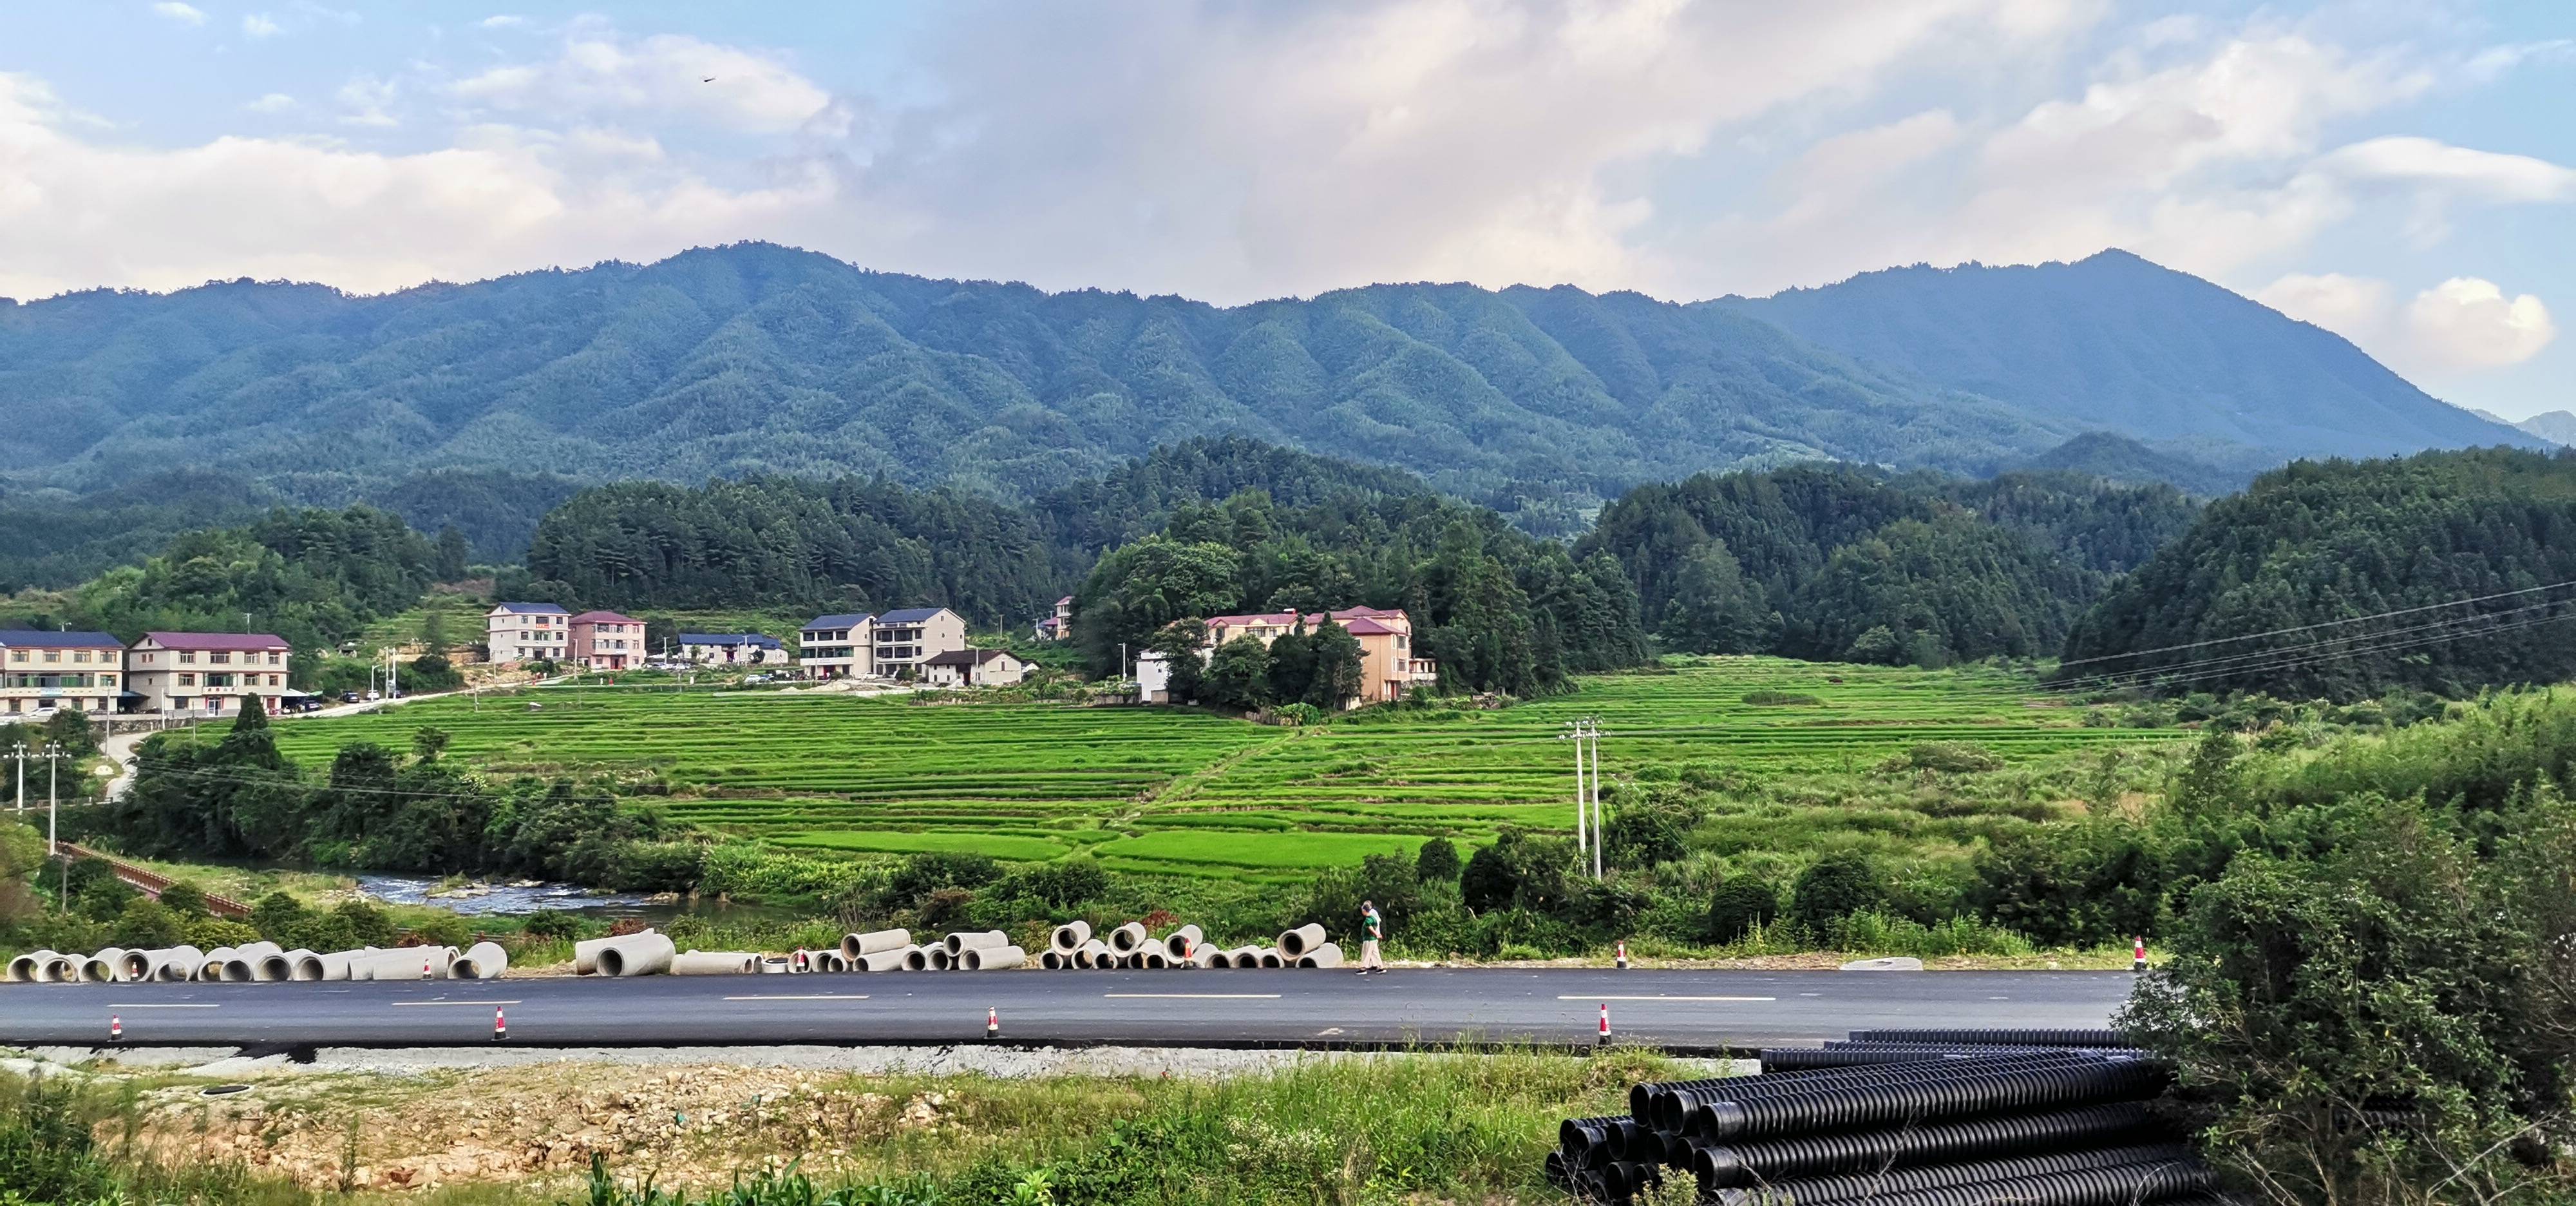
[1577,464,2197,665]
[1074,490,1649,696]
[2060,446,2576,698]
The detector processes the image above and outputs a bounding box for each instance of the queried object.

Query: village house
[679,633,788,666]
[486,602,570,664]
[1200,606,1439,707]
[920,647,1034,688]
[870,608,967,678]
[796,613,874,679]
[1033,595,1074,640]
[124,632,292,717]
[0,631,126,718]
[568,610,645,671]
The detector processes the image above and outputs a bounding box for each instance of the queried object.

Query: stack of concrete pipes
[1032,921,1341,970]
[5,940,513,983]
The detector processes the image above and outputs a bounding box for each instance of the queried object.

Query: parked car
[365,690,381,702]
[339,691,362,704]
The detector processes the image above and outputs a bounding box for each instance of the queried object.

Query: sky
[1,1,2568,419]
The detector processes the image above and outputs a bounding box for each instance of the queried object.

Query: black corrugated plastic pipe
[1637,1055,2056,1122]
[1542,1149,1569,1191]
[1844,1027,2131,1048]
[1756,1047,1960,1072]
[1687,1058,2170,1142]
[1653,1051,2096,1132]
[1557,1114,1624,1160]
[1707,1144,2199,1205]
[1689,1101,2164,1187]
[1830,1158,2215,1206]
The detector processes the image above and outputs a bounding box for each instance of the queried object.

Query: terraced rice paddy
[269,658,2183,880]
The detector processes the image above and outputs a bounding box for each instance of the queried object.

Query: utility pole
[1587,718,1606,881]
[41,742,65,900]
[1563,722,1589,861]
[7,742,25,813]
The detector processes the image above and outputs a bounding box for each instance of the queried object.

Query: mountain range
[0,243,2543,580]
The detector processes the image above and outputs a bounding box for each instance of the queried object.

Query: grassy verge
[6,1046,1680,1203]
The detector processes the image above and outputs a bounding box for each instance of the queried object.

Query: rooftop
[142,631,290,651]
[878,607,952,624]
[923,647,1013,667]
[569,610,641,624]
[491,602,570,615]
[0,630,125,649]
[801,613,874,631]
[680,633,783,647]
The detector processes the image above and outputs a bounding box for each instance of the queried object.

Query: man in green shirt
[1358,901,1385,974]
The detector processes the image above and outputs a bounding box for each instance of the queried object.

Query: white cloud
[451,31,834,133]
[2314,136,2576,204]
[151,2,205,26]
[243,92,295,113]
[242,12,280,37]
[336,75,397,128]
[2257,271,2554,376]
[478,14,526,30]
[2404,278,2556,370]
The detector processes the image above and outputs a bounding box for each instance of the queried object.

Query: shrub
[886,852,1005,908]
[1707,879,1779,942]
[154,881,210,918]
[109,898,183,950]
[184,917,258,950]
[404,913,471,948]
[1883,742,2003,774]
[918,887,976,930]
[1414,837,1461,883]
[999,856,1110,909]
[1741,691,1822,706]
[333,899,397,945]
[1789,852,1888,930]
[249,890,308,941]
[522,910,581,941]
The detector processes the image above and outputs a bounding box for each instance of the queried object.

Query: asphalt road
[0,968,2134,1051]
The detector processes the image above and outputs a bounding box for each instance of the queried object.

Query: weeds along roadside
[0,1044,1683,1204]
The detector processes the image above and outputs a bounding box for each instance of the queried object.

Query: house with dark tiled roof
[125,632,292,717]
[920,647,1033,689]
[0,631,126,718]
[679,633,788,667]
[797,613,874,680]
[871,608,967,678]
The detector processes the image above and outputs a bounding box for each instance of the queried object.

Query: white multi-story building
[797,613,874,679]
[124,632,292,717]
[1,631,126,717]
[871,608,967,678]
[678,633,788,665]
[486,602,571,664]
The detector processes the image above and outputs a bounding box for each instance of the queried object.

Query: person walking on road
[1358,901,1385,974]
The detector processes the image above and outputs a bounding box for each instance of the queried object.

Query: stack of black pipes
[1546,1028,2229,1205]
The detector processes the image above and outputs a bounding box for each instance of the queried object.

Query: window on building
[5,651,21,663]
[267,652,281,665]
[178,673,196,686]
[42,651,60,664]
[101,675,116,687]
[209,652,232,664]
[269,675,281,687]
[179,651,196,664]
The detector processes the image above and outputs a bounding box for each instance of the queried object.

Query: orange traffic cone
[1596,1002,1610,1047]
[109,1013,122,1042]
[495,1007,508,1041]
[1615,941,1628,970]
[2132,937,2147,973]
[985,1006,999,1041]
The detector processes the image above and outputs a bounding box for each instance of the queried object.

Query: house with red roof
[569,610,645,671]
[1200,606,1438,707]
[124,632,293,717]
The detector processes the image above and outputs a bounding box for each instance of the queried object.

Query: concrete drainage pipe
[1258,948,1286,968]
[671,951,759,975]
[591,932,676,977]
[349,947,451,981]
[82,948,130,984]
[1039,949,1066,970]
[1107,922,1150,955]
[44,953,83,982]
[1186,946,1221,968]
[1077,940,1113,969]
[8,950,61,982]
[1141,950,1170,970]
[943,930,1009,959]
[314,949,369,981]
[857,947,914,972]
[961,944,1025,971]
[575,930,654,977]
[192,947,235,982]
[1224,946,1262,969]
[759,956,795,974]
[449,942,509,981]
[124,945,202,982]
[1050,921,1092,953]
[1160,925,1202,961]
[1294,942,1345,969]
[283,950,328,981]
[812,950,851,973]
[1277,924,1327,959]
[841,928,911,961]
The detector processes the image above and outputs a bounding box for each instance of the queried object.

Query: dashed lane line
[1103,993,1282,999]
[722,995,873,1001]
[389,1000,522,1007]
[1557,995,1776,1002]
[108,1004,219,1009]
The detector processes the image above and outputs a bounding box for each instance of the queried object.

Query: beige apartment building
[487,602,570,664]
[796,613,874,679]
[870,608,968,678]
[1200,606,1439,706]
[1,631,126,717]
[125,632,292,717]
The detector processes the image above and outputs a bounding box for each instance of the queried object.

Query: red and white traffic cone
[2132,937,2147,973]
[1615,941,1628,970]
[109,1013,122,1042]
[1596,1002,1611,1048]
[494,1007,507,1041]
[985,1006,999,1041]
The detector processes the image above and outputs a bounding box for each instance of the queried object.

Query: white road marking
[1104,993,1282,999]
[108,1003,218,1009]
[390,1000,522,1007]
[723,995,872,1001]
[1558,995,1776,1002]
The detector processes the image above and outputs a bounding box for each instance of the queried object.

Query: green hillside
[1721,250,2540,463]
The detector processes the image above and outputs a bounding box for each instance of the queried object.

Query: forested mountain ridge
[0,242,2058,510]
[1720,250,2541,463]
[2060,446,2576,698]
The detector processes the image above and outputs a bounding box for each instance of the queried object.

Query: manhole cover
[200,1084,251,1096]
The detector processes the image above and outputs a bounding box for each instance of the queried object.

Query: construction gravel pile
[1551,1028,2228,1205]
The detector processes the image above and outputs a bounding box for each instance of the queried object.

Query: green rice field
[268,658,2184,880]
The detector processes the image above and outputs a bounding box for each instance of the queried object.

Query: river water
[352,875,802,926]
